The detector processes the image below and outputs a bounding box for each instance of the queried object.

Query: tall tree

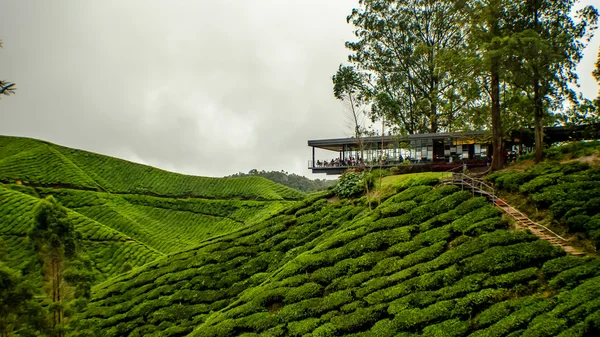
[594,46,600,109]
[466,0,510,170]
[343,0,477,134]
[29,196,93,337]
[0,40,16,98]
[504,0,598,163]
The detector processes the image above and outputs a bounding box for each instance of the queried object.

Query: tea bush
[3,136,594,336]
[333,171,374,198]
[489,160,600,247]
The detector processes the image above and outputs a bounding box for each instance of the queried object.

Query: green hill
[70,180,600,336]
[3,136,600,336]
[0,136,305,200]
[0,135,305,279]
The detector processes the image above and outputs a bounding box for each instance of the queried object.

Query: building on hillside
[307,124,600,175]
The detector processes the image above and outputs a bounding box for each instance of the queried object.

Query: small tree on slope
[333,65,376,208]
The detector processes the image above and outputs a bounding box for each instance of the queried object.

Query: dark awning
[308,131,489,151]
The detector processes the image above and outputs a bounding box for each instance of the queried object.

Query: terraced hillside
[488,160,600,250]
[71,180,600,336]
[0,135,305,200]
[0,136,305,279]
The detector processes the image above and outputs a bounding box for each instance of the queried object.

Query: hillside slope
[0,135,305,200]
[0,135,304,279]
[488,160,600,252]
[71,180,600,337]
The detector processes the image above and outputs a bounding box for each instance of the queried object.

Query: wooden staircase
[442,172,585,256]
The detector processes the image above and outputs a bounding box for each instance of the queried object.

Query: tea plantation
[0,136,305,200]
[488,160,600,249]
[0,136,303,280]
[70,181,600,336]
[3,136,600,336]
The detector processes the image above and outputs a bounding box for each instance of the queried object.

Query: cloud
[1,0,598,178]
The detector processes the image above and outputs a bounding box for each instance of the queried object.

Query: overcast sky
[1,1,599,178]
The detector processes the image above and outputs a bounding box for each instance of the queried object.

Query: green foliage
[66,171,600,337]
[228,169,335,193]
[333,171,374,198]
[494,173,527,192]
[520,141,600,162]
[519,173,564,194]
[3,136,599,336]
[0,135,305,200]
[29,195,80,259]
[0,262,45,336]
[491,160,600,246]
[0,161,295,281]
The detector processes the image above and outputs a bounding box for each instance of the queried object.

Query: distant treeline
[228,169,336,193]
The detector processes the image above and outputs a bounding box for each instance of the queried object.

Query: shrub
[548,262,600,290]
[560,161,590,175]
[566,215,591,232]
[378,200,417,218]
[120,262,133,274]
[495,173,527,192]
[284,282,323,304]
[421,318,471,337]
[287,318,320,337]
[584,199,600,216]
[520,173,563,194]
[525,163,562,179]
[549,200,585,220]
[334,171,374,198]
[542,256,589,278]
[329,304,386,333]
[530,187,567,207]
[461,240,561,275]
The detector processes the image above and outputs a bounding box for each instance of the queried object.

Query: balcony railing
[308,159,490,170]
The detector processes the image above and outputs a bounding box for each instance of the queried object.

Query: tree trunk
[533,74,544,163]
[52,257,57,330]
[490,56,503,171]
[534,105,544,163]
[430,101,438,133]
[56,249,63,337]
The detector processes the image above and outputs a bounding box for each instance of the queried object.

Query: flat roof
[308,124,600,152]
[308,131,488,151]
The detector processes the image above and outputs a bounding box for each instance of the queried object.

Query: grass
[378,172,444,188]
[69,179,600,337]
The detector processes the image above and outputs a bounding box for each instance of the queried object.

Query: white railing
[493,197,567,241]
[442,172,567,242]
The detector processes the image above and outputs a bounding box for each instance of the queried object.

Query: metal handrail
[451,173,496,205]
[493,196,567,241]
[443,172,567,242]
